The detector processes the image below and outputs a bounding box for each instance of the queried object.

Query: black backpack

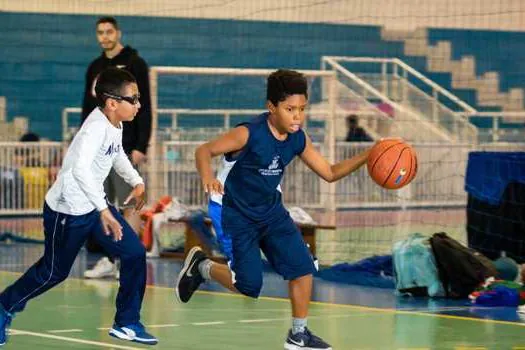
[429,232,498,298]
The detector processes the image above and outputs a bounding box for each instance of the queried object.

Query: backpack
[393,233,445,297]
[429,232,498,298]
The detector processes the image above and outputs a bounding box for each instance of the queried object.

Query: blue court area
[1,242,525,349]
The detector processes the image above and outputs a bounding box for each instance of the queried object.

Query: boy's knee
[38,261,68,284]
[53,271,69,283]
[234,277,262,299]
[45,266,69,284]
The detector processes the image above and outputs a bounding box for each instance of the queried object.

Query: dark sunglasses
[103,92,140,105]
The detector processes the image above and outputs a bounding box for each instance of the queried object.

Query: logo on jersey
[259,155,282,176]
[105,143,121,156]
[268,156,279,170]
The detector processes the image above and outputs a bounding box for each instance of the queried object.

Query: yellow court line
[2,270,525,328]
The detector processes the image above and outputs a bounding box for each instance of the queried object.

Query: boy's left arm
[299,134,370,183]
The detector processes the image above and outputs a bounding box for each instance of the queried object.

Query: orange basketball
[367,140,418,190]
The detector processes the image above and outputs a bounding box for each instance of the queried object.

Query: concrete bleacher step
[380,27,428,57]
[0,116,28,141]
[503,89,524,112]
[449,57,476,89]
[474,73,523,111]
[403,28,430,57]
[380,28,411,41]
[382,27,525,112]
[426,41,452,72]
[0,96,29,141]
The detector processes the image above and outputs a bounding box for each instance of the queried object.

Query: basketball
[367,139,417,190]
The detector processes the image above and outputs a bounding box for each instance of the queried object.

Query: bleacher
[0,12,523,141]
[428,28,525,94]
[0,12,402,140]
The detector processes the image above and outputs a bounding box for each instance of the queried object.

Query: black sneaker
[175,246,207,303]
[284,328,332,350]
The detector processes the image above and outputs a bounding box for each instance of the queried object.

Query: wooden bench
[159,217,335,260]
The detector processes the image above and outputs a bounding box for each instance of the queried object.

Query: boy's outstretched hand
[124,183,146,211]
[203,178,224,195]
[100,208,123,241]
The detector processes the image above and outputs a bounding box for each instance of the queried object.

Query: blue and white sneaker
[284,328,332,350]
[109,322,158,345]
[0,305,12,347]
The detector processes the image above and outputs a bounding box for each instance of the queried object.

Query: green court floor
[1,272,525,350]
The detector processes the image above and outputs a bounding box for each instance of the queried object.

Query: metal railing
[159,141,471,209]
[322,56,478,143]
[469,111,525,143]
[0,142,64,215]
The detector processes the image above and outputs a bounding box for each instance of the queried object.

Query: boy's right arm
[195,126,249,194]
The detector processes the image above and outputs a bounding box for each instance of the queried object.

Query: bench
[159,217,335,261]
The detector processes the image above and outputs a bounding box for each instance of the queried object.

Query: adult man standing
[82,16,152,279]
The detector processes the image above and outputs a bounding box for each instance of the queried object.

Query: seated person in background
[16,132,41,167]
[345,114,372,142]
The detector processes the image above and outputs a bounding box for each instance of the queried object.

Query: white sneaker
[84,257,118,279]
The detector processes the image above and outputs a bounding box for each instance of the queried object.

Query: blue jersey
[210,113,306,222]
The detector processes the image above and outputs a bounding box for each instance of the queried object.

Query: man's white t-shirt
[45,108,143,215]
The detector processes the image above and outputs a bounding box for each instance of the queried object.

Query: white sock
[198,259,215,280]
[292,317,307,334]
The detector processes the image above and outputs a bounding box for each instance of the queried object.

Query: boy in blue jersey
[0,68,157,346]
[176,69,374,350]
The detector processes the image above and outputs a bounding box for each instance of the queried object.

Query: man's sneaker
[284,328,332,350]
[109,322,158,345]
[175,246,207,303]
[0,306,12,346]
[84,257,118,279]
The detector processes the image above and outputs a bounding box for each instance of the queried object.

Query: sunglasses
[103,92,140,105]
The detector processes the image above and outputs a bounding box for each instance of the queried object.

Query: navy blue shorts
[210,201,316,298]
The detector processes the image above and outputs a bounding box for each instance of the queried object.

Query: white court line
[47,329,83,334]
[11,312,375,339]
[191,321,225,326]
[147,324,179,328]
[239,318,288,323]
[10,329,142,350]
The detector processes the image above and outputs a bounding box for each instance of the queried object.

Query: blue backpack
[393,233,445,297]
